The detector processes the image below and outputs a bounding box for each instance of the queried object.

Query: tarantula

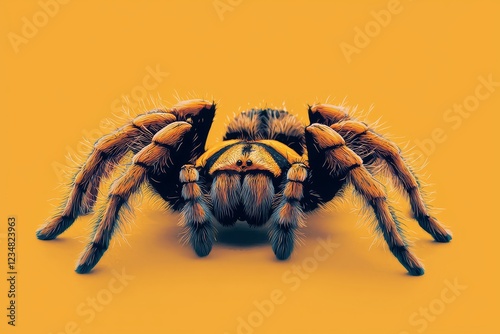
[36,99,452,275]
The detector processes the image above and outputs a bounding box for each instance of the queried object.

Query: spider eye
[236,160,243,166]
[246,160,253,166]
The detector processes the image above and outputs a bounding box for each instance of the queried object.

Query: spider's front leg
[306,124,425,276]
[269,162,308,260]
[179,165,216,257]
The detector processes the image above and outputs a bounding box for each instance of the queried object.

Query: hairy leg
[75,122,193,273]
[330,120,452,242]
[269,163,307,260]
[37,100,214,240]
[179,165,216,257]
[306,124,424,276]
[36,112,176,240]
[308,104,350,125]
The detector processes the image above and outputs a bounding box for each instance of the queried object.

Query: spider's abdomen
[224,108,306,155]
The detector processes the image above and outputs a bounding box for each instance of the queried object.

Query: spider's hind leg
[179,165,216,257]
[37,100,215,241]
[329,120,452,243]
[36,112,177,240]
[306,124,424,275]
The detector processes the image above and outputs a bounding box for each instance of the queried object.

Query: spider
[36,99,452,275]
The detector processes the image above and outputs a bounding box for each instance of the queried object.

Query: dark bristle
[269,224,295,260]
[189,222,215,257]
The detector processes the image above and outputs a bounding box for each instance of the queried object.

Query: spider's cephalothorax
[37,100,452,275]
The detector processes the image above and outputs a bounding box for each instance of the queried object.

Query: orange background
[1,0,499,333]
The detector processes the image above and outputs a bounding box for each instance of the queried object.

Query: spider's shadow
[216,221,269,248]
